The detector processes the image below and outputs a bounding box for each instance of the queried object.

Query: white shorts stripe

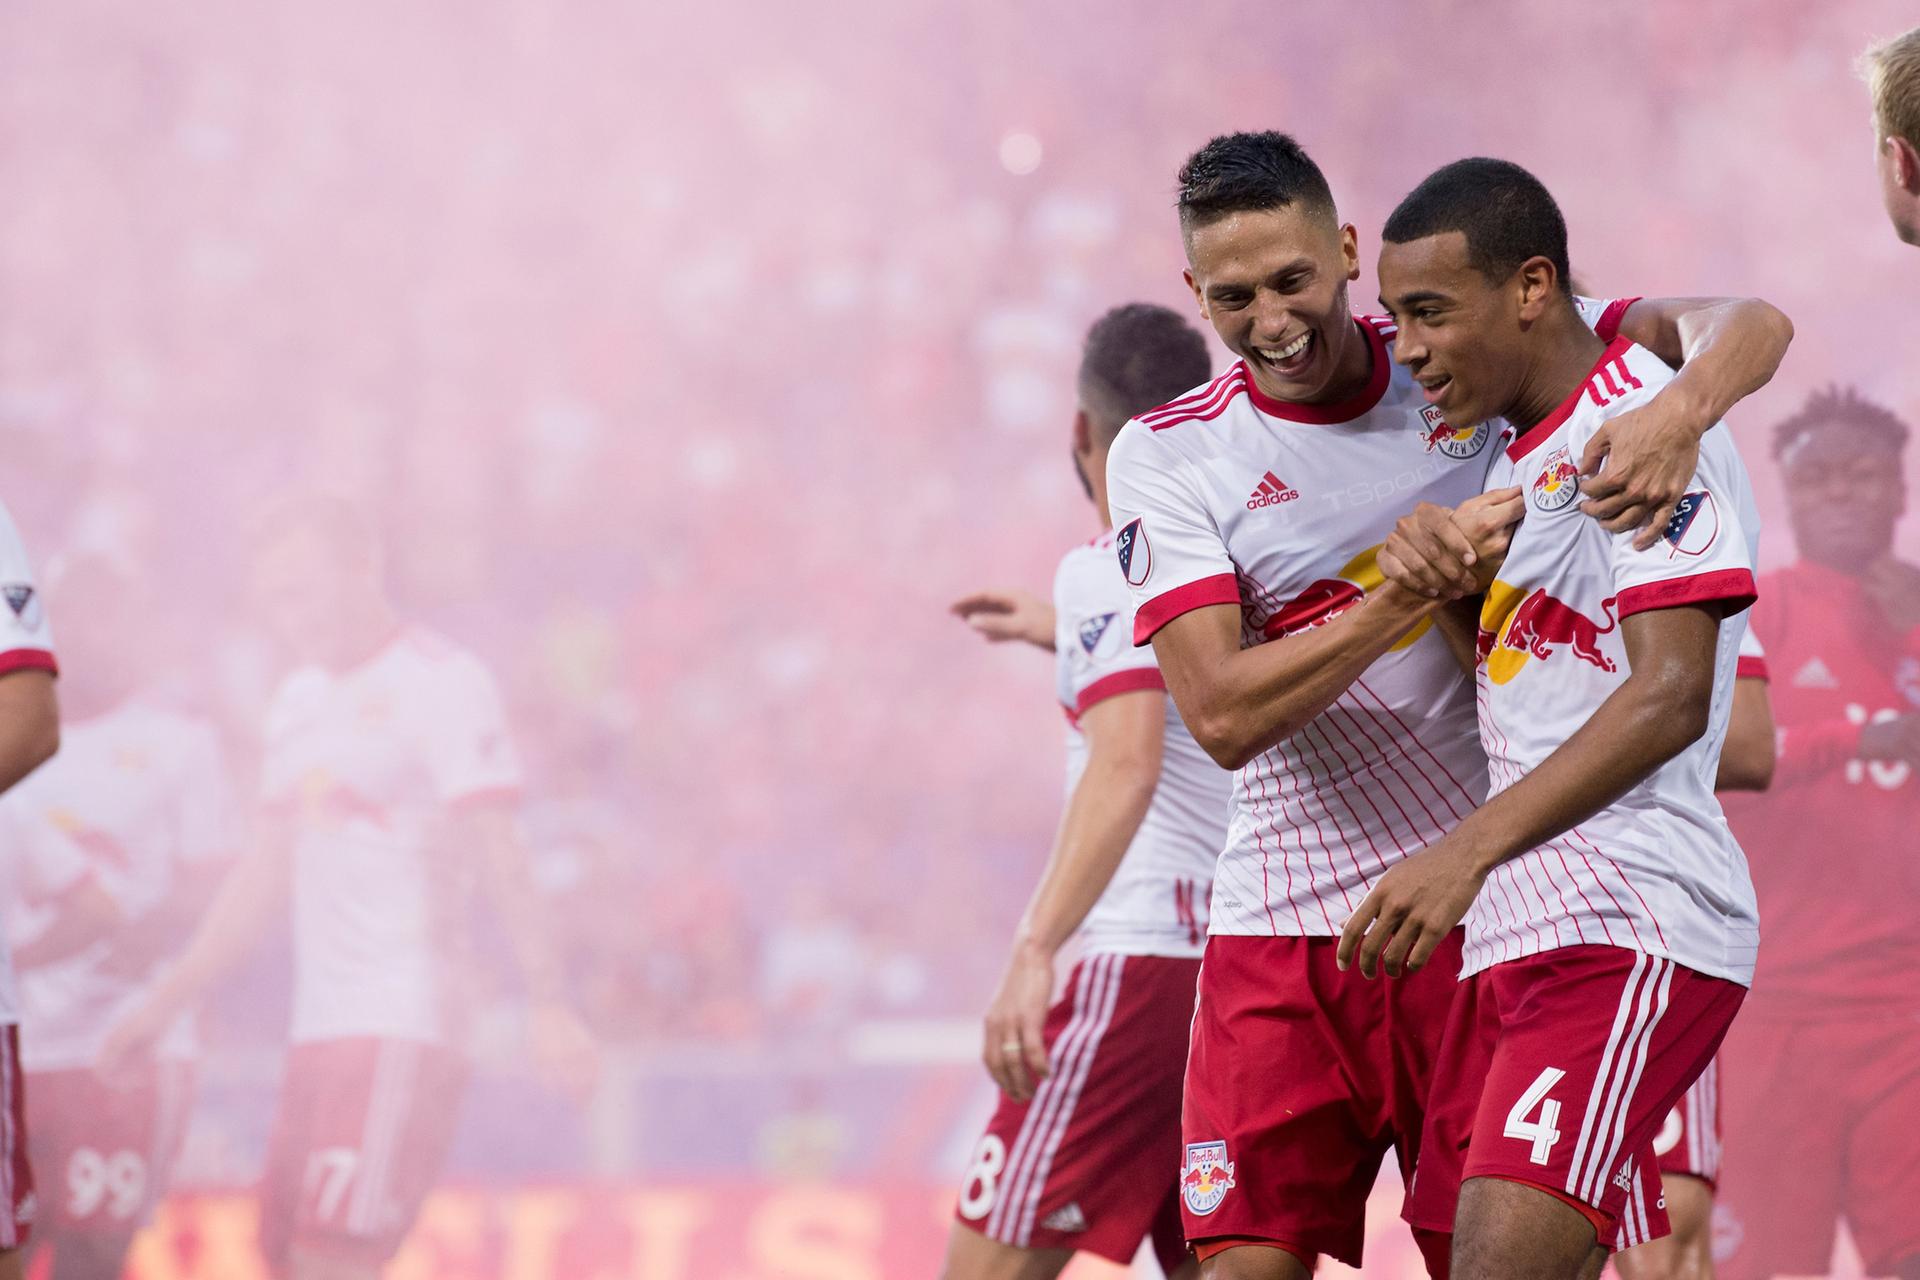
[1564,951,1649,1199]
[1586,959,1673,1203]
[1015,955,1126,1244]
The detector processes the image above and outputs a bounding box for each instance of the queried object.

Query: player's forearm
[1714,680,1776,792]
[150,845,288,1013]
[1180,585,1438,769]
[14,881,122,970]
[1430,597,1484,675]
[1448,670,1709,875]
[478,827,569,1005]
[1644,298,1793,429]
[0,671,58,797]
[1012,752,1159,957]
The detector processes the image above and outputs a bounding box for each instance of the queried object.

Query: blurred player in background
[99,498,595,1280]
[1862,24,1920,246]
[1713,389,1920,1280]
[944,303,1226,1280]
[0,556,234,1280]
[1104,131,1788,1280]
[1611,630,1773,1280]
[1355,157,1762,1280]
[0,499,62,1280]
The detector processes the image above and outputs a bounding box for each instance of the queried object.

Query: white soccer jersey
[1469,335,1761,984]
[1,703,236,1069]
[260,628,522,1047]
[0,499,56,1027]
[1053,533,1228,957]
[1106,315,1512,937]
[1736,611,1768,680]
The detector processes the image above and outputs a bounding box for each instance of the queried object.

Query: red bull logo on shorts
[1531,445,1582,512]
[1478,581,1620,684]
[1419,404,1490,459]
[1180,1141,1236,1216]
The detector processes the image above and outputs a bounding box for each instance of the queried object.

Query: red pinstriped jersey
[1053,534,1226,957]
[1469,336,1760,984]
[1105,304,1627,939]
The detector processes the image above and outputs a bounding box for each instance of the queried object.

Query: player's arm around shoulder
[1582,294,1793,548]
[0,668,58,795]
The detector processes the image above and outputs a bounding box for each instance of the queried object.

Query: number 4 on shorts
[1504,1067,1567,1166]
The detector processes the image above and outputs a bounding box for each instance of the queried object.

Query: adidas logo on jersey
[1246,471,1300,509]
[1793,657,1839,689]
[1041,1203,1088,1233]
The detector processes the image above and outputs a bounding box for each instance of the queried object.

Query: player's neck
[1088,469,1114,532]
[1501,314,1607,431]
[1320,315,1375,404]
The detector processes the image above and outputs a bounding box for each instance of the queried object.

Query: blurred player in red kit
[99,498,596,1280]
[1711,389,1920,1280]
[1353,157,1765,1280]
[1862,24,1920,246]
[1104,131,1789,1280]
[1611,625,1773,1280]
[0,557,234,1280]
[943,303,1226,1280]
[0,498,63,1280]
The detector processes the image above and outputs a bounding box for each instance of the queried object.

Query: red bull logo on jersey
[1115,518,1151,587]
[1180,1141,1236,1216]
[1257,546,1430,650]
[1419,405,1490,459]
[1530,446,1582,512]
[1478,581,1619,684]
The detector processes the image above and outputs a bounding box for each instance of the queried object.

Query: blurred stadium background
[0,0,1915,1275]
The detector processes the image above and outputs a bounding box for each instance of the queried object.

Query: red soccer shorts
[27,1060,194,1236]
[954,953,1198,1273]
[258,1037,469,1271]
[1179,933,1462,1272]
[1651,1054,1720,1186]
[1406,945,1743,1251]
[0,1028,34,1250]
[1715,1006,1920,1279]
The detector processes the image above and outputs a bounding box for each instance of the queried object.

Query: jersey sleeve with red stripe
[1103,417,1240,647]
[0,501,55,675]
[1735,626,1768,681]
[1573,295,1643,345]
[1606,435,1757,621]
[426,652,523,804]
[1053,538,1165,718]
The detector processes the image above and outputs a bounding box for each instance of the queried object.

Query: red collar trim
[1505,335,1633,462]
[1243,318,1390,425]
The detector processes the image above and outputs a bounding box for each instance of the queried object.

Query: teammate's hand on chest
[1334,836,1486,980]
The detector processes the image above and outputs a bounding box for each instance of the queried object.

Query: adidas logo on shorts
[1041,1202,1088,1233]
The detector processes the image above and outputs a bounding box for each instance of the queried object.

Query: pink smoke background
[0,0,1914,1275]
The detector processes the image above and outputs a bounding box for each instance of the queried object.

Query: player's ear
[1340,223,1360,282]
[1071,408,1094,456]
[1183,267,1208,319]
[1514,257,1558,322]
[1894,134,1920,193]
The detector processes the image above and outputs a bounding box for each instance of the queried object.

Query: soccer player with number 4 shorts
[1347,157,1768,1280]
[1103,131,1788,1280]
[943,304,1228,1280]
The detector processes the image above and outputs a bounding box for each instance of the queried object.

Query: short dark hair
[1382,158,1572,293]
[1077,303,1212,443]
[1177,132,1336,233]
[1772,385,1909,462]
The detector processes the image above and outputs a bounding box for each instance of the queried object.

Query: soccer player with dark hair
[942,303,1225,1280]
[1861,25,1920,245]
[1348,156,1763,1279]
[1706,388,1920,1280]
[1104,130,1791,1280]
